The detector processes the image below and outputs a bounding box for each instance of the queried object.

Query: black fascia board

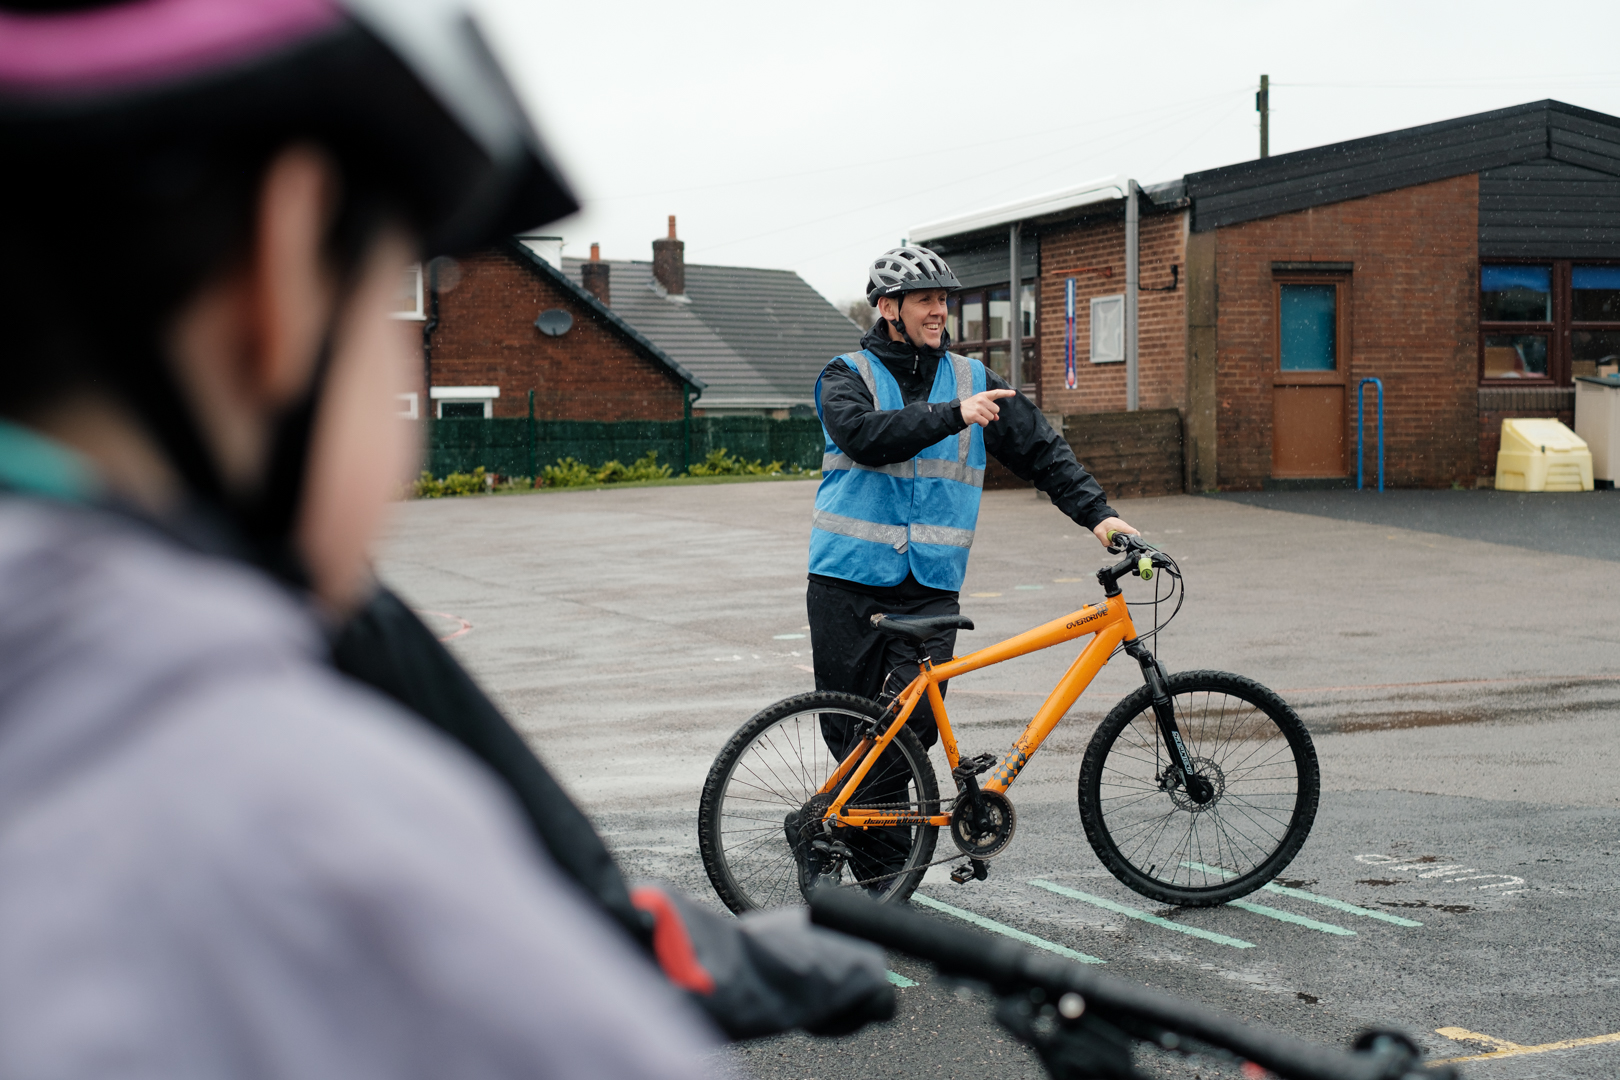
[502,239,706,391]
[1186,99,1620,232]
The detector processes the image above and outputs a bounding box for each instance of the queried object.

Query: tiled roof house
[561,217,860,415]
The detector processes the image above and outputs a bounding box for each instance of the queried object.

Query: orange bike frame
[818,596,1139,829]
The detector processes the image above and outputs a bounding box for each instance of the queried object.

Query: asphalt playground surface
[377,481,1620,1080]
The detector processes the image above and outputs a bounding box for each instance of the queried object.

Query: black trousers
[806,578,960,883]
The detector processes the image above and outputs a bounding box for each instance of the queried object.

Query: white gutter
[910,175,1128,243]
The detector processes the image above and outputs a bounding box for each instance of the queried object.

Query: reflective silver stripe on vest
[821,452,913,478]
[845,352,879,402]
[909,522,975,548]
[821,452,981,486]
[949,352,975,467]
[811,509,909,552]
[914,458,984,485]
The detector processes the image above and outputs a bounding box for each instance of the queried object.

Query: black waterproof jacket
[817,323,1117,532]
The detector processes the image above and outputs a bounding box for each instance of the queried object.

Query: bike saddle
[869,613,974,641]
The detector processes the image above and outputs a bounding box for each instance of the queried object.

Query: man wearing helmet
[0,0,892,1073]
[805,246,1136,886]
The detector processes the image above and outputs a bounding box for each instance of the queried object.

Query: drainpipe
[683,385,695,475]
[1008,222,1023,393]
[1125,179,1140,411]
[422,260,439,468]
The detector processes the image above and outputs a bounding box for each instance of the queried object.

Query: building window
[1278,284,1338,371]
[1090,295,1124,363]
[949,283,1037,383]
[1479,262,1620,383]
[430,385,500,418]
[391,263,426,321]
[1571,265,1620,376]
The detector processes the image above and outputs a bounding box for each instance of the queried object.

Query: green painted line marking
[1228,900,1354,936]
[1261,883,1423,927]
[912,893,1104,964]
[885,970,917,988]
[1181,862,1424,927]
[1028,879,1255,949]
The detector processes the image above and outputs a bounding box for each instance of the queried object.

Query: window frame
[949,281,1038,390]
[430,385,501,419]
[390,263,426,322]
[1478,259,1620,386]
[1272,271,1350,386]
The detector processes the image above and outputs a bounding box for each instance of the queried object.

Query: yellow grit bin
[1495,418,1594,491]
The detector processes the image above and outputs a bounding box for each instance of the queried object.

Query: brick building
[912,100,1620,491]
[406,239,702,421]
[407,218,858,421]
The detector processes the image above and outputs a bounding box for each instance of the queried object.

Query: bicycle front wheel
[1078,670,1318,906]
[698,691,939,914]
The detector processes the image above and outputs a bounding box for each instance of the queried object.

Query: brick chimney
[581,242,610,306]
[652,214,685,296]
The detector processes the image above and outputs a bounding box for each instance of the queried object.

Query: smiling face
[878,288,952,349]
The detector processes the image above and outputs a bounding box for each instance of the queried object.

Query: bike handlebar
[1098,532,1170,595]
[810,889,1455,1080]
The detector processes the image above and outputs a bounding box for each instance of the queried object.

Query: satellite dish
[535,308,574,337]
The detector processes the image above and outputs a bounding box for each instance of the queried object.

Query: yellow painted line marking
[1431,1026,1620,1064]
[1052,577,1086,582]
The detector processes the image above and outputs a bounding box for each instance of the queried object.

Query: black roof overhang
[1184,99,1620,232]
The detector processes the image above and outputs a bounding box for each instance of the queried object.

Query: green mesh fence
[425,416,825,479]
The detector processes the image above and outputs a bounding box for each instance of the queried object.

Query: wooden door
[1271,277,1348,478]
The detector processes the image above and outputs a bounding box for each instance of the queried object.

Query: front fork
[1123,638,1214,804]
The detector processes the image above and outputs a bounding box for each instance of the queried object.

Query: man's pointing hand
[959,388,1017,428]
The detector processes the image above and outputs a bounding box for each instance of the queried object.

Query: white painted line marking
[1228,900,1354,936]
[1015,585,1044,590]
[1182,862,1423,927]
[1028,880,1255,949]
[773,633,806,640]
[885,970,917,988]
[912,893,1104,964]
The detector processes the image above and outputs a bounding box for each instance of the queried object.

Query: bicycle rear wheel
[699,691,939,914]
[1078,670,1318,906]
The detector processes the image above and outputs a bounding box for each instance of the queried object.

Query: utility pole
[1257,74,1270,159]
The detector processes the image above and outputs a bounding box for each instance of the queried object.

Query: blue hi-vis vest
[809,350,988,592]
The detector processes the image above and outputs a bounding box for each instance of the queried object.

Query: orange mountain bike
[699,534,1319,912]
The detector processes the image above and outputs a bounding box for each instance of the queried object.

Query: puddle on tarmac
[1296,992,1320,1004]
[1377,899,1473,914]
[1356,879,1404,887]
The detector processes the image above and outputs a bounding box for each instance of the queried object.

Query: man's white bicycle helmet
[866,246,961,305]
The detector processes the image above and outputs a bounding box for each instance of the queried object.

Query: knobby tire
[1078,670,1319,906]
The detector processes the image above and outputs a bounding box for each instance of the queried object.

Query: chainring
[950,790,1017,859]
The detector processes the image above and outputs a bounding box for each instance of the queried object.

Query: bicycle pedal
[952,753,998,781]
[949,859,990,884]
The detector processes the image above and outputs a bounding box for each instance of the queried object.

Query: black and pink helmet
[0,0,576,251]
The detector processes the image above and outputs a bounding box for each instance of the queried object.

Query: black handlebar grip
[810,888,1024,985]
[808,889,1442,1080]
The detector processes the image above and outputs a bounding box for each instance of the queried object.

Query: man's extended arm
[978,370,1117,531]
[817,358,965,466]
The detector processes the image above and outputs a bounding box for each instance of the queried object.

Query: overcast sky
[476,0,1620,310]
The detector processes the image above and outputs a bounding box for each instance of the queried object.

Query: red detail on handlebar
[630,887,717,995]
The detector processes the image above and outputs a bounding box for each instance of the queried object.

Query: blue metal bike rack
[1357,377,1385,492]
